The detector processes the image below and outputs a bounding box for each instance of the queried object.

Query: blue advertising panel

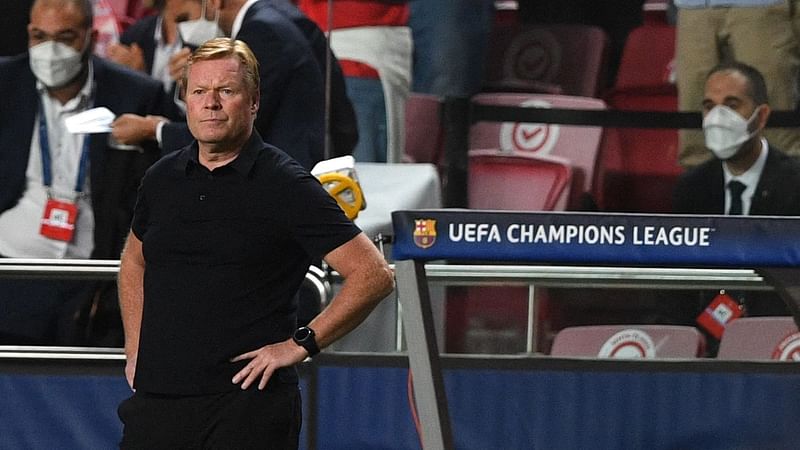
[392,210,800,267]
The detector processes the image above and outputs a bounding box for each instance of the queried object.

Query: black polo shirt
[131,133,360,395]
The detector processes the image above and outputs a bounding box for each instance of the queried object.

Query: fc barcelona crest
[413,219,437,249]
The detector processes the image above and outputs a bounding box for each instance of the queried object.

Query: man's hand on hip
[230,340,308,390]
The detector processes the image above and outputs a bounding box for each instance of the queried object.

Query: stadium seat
[550,325,707,358]
[716,317,800,361]
[447,150,573,354]
[483,23,610,98]
[402,93,444,166]
[470,93,606,209]
[642,0,673,25]
[468,149,572,211]
[600,23,680,213]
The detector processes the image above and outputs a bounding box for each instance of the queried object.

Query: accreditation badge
[696,290,743,340]
[40,198,78,242]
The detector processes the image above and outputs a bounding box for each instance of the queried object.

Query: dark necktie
[728,180,746,215]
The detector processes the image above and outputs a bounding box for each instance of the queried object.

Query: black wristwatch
[292,326,320,357]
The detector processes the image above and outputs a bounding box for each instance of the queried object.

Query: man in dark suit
[671,61,799,335]
[105,0,201,120]
[673,61,800,216]
[260,0,358,157]
[0,0,167,345]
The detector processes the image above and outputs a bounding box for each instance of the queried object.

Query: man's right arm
[118,232,145,390]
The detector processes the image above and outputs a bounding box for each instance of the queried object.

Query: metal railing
[0,258,773,356]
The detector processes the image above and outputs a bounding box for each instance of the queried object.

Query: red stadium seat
[550,325,707,358]
[600,23,680,212]
[642,0,673,26]
[717,317,800,361]
[470,93,606,209]
[403,93,444,166]
[483,23,610,98]
[468,149,572,211]
[446,150,572,354]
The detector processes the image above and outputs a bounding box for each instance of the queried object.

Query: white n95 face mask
[178,1,223,47]
[702,104,761,160]
[29,39,86,88]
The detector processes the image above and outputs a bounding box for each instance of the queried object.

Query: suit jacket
[261,0,358,157]
[119,14,185,120]
[119,14,159,76]
[0,54,166,259]
[670,145,799,321]
[673,145,800,216]
[163,1,327,170]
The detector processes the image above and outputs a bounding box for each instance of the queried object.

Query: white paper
[310,155,355,176]
[64,107,116,134]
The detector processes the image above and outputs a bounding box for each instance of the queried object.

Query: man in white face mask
[674,61,800,217]
[669,61,798,334]
[106,0,207,119]
[0,0,168,345]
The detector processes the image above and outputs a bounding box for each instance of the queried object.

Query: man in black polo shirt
[117,37,393,449]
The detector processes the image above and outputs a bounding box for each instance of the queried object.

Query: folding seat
[470,93,606,209]
[468,149,572,211]
[600,23,680,212]
[483,23,610,98]
[550,325,707,358]
[402,93,444,166]
[717,317,800,361]
[642,0,673,26]
[445,150,573,354]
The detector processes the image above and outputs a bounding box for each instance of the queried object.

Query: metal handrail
[0,258,332,306]
[420,264,770,290]
[0,259,772,356]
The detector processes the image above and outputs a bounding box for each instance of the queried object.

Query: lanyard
[38,97,91,194]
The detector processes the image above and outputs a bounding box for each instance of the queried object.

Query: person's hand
[230,339,308,390]
[168,47,192,83]
[112,114,168,145]
[125,353,137,391]
[106,43,146,72]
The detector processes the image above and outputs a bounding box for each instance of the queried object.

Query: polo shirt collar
[177,131,264,175]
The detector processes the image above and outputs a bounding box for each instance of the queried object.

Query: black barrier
[440,96,800,207]
[471,104,800,129]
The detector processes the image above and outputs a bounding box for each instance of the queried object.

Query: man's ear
[88,28,98,54]
[757,104,771,130]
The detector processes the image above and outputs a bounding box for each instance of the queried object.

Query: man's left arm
[307,232,395,348]
[231,232,394,390]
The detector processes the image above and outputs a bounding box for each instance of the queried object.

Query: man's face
[27,1,91,54]
[207,0,235,36]
[171,0,203,23]
[702,70,757,122]
[185,57,257,149]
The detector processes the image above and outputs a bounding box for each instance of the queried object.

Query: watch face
[295,327,312,341]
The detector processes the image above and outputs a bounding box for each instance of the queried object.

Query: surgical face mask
[703,104,761,160]
[29,37,87,88]
[178,1,223,47]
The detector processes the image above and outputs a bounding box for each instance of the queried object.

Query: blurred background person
[0,0,166,345]
[671,61,799,353]
[105,0,203,119]
[296,0,411,163]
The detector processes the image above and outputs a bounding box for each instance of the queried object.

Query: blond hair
[182,37,260,99]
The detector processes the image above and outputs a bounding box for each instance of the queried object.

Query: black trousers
[118,382,301,450]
